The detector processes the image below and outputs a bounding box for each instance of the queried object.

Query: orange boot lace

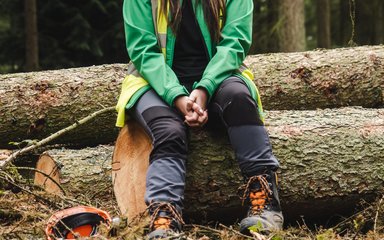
[240,175,273,214]
[148,202,184,232]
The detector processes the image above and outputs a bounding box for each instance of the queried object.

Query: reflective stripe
[238,64,264,123]
[127,62,140,77]
[151,0,158,34]
[151,0,167,56]
[219,9,223,30]
[115,74,149,127]
[156,0,168,56]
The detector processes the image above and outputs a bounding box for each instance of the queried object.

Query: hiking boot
[239,170,284,235]
[146,202,184,239]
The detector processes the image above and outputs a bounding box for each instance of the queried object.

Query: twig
[0,106,115,170]
[185,224,223,236]
[374,194,384,234]
[0,168,88,207]
[0,174,61,209]
[218,223,255,239]
[9,166,66,195]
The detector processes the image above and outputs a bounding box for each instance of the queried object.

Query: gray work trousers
[130,76,279,211]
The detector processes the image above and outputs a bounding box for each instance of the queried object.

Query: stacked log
[0,45,383,148]
[0,45,383,222]
[39,107,384,221]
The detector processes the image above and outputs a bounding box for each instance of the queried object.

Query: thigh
[129,89,185,139]
[208,76,263,127]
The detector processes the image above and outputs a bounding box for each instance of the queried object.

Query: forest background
[0,0,383,74]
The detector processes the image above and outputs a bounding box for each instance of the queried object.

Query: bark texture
[245,45,384,110]
[0,65,123,148]
[50,107,384,221]
[39,146,114,204]
[0,46,383,148]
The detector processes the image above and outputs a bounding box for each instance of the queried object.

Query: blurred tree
[0,0,383,74]
[267,0,280,52]
[316,0,331,48]
[0,0,126,73]
[0,0,24,73]
[338,0,351,46]
[25,0,39,71]
[355,0,383,45]
[373,0,384,44]
[274,0,306,52]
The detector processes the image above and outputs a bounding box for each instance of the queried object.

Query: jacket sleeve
[123,0,188,106]
[194,0,253,98]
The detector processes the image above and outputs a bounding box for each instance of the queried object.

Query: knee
[217,79,255,110]
[218,81,262,126]
[149,117,188,158]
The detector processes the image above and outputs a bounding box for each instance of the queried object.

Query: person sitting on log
[115,0,284,238]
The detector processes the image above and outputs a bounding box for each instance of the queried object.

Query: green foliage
[315,229,337,240]
[248,221,264,233]
[0,0,126,73]
[0,0,383,73]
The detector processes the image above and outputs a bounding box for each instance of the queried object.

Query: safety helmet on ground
[45,206,111,240]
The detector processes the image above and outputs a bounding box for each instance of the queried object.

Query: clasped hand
[174,88,208,127]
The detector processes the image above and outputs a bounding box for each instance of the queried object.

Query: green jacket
[115,0,262,127]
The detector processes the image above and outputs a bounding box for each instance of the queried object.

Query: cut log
[112,121,151,220]
[38,146,114,204]
[245,45,384,110]
[34,153,62,194]
[0,46,383,148]
[110,107,384,222]
[0,65,123,148]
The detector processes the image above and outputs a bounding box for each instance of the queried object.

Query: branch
[0,106,115,170]
[9,166,66,195]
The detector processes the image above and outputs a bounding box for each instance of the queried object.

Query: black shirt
[172,0,209,92]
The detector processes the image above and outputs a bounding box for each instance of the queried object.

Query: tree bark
[277,0,306,52]
[45,107,384,222]
[38,145,114,204]
[316,0,331,48]
[0,64,123,148]
[0,46,383,148]
[25,0,39,71]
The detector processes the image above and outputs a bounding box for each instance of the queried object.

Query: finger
[196,112,208,126]
[185,112,199,123]
[185,121,201,127]
[188,95,197,102]
[191,102,204,115]
[186,99,194,112]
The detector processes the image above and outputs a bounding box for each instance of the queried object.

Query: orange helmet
[45,206,112,240]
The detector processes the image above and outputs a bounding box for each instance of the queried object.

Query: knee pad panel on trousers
[142,106,188,162]
[213,78,263,126]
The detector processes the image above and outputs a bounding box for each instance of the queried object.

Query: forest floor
[0,167,383,240]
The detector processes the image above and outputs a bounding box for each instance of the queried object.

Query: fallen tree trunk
[39,107,384,222]
[245,45,384,110]
[0,46,383,148]
[38,146,114,204]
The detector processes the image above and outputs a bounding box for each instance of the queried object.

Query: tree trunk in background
[249,0,262,54]
[373,0,384,44]
[24,0,39,71]
[0,46,383,148]
[267,0,279,52]
[277,0,306,52]
[337,0,350,46]
[316,0,331,48]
